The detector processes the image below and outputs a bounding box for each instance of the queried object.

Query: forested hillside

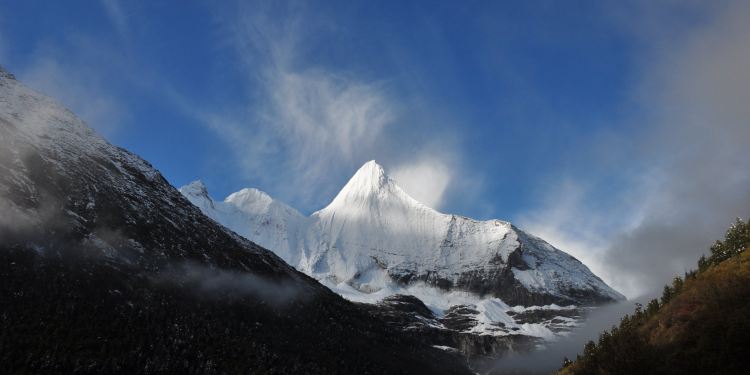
[560,218,750,374]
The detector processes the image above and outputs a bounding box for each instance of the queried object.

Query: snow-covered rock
[181,181,307,263]
[180,161,624,308]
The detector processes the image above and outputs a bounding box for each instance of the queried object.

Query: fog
[519,0,750,299]
[486,299,647,374]
[154,262,305,306]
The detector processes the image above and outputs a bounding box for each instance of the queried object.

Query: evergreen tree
[671,276,684,294]
[697,255,709,272]
[709,217,750,264]
[561,216,750,375]
[661,285,674,304]
[646,299,659,316]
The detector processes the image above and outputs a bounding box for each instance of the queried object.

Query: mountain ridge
[0,66,472,374]
[180,160,624,321]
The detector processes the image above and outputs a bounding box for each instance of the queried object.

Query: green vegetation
[560,217,750,375]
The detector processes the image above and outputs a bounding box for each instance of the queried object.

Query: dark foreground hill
[560,218,750,375]
[0,66,470,374]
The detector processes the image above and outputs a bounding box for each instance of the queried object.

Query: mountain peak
[347,160,388,191]
[225,188,275,212]
[179,180,215,210]
[328,160,403,204]
[361,159,385,172]
[314,159,434,218]
[227,188,272,202]
[181,180,209,197]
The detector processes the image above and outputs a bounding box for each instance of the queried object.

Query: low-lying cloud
[488,300,638,374]
[16,35,129,138]
[155,262,304,306]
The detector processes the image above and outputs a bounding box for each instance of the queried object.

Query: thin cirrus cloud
[99,0,129,41]
[18,37,128,138]
[518,0,750,298]
[203,2,466,212]
[1,1,142,139]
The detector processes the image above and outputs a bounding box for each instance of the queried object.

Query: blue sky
[0,1,636,216]
[2,0,749,297]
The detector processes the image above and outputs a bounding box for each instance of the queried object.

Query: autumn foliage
[560,218,750,375]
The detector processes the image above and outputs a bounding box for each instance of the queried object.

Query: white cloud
[392,157,453,209]
[520,0,750,298]
[19,38,126,137]
[205,65,397,208]
[99,0,129,40]
[200,2,469,211]
[518,181,608,275]
[263,70,395,185]
[22,60,121,136]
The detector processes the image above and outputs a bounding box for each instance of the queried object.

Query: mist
[486,299,645,374]
[154,262,305,306]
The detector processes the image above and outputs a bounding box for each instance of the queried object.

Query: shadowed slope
[0,66,471,374]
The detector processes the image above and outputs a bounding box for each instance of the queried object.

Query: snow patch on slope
[322,279,556,339]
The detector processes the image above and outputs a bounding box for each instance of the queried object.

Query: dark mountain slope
[0,67,470,374]
[559,218,750,375]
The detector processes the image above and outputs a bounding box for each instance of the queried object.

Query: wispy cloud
[18,35,129,137]
[519,0,750,298]
[99,0,129,41]
[201,2,472,211]
[154,262,305,306]
[206,2,395,209]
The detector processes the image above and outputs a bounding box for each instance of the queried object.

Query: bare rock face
[366,294,541,361]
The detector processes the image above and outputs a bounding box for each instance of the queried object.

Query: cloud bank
[519,1,750,298]
[392,158,453,209]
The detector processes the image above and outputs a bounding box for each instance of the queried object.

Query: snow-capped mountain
[0,66,472,374]
[181,161,624,311]
[180,181,307,263]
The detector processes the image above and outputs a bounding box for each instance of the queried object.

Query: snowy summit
[180,160,624,313]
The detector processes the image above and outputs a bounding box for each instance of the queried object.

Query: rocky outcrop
[365,295,541,360]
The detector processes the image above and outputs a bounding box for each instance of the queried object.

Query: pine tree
[646,299,659,316]
[672,276,684,294]
[697,255,709,272]
[661,285,674,305]
[709,217,750,264]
